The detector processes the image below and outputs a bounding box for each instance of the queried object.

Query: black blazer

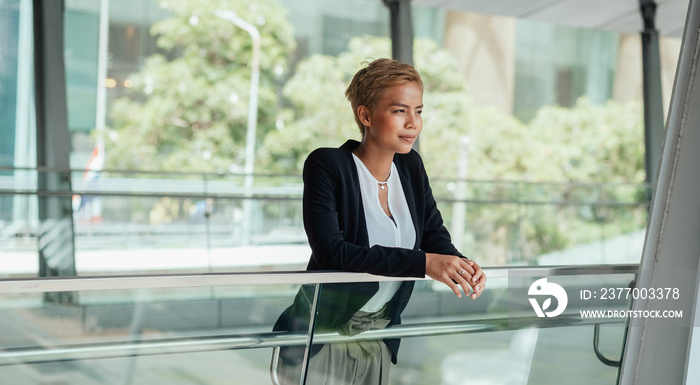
[274,140,463,364]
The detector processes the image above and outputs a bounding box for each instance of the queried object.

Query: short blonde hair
[345,58,423,136]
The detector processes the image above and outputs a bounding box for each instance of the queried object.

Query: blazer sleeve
[302,149,426,277]
[416,154,466,258]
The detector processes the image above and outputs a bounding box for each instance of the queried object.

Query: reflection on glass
[0,283,307,384]
[276,282,415,385]
[0,270,639,383]
[269,272,633,384]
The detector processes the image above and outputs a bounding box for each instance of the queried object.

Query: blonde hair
[345,58,423,136]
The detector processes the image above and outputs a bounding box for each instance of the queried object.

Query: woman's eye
[394,109,405,114]
[416,110,422,115]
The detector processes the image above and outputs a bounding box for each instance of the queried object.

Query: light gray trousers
[276,308,392,385]
[276,340,391,385]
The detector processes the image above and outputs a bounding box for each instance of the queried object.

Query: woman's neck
[353,143,393,182]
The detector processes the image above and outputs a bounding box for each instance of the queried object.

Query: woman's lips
[400,136,416,142]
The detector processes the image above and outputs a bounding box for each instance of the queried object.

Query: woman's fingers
[464,260,487,299]
[466,260,480,283]
[455,260,487,299]
[446,278,463,298]
[426,253,454,296]
[464,260,486,283]
[459,260,476,277]
[455,271,473,298]
[426,253,485,299]
[446,270,472,298]
[462,260,483,285]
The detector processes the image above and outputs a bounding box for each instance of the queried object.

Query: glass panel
[432,179,649,267]
[70,169,307,275]
[0,280,312,385]
[1,168,649,278]
[305,271,635,384]
[0,269,645,383]
[390,326,623,385]
[52,0,659,275]
[0,0,36,280]
[1,169,76,279]
[0,0,35,171]
[0,168,308,277]
[63,0,393,174]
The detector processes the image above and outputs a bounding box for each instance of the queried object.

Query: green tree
[103,0,295,173]
[422,97,645,264]
[526,98,645,183]
[424,96,644,261]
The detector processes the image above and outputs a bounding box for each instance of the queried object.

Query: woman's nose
[406,112,417,128]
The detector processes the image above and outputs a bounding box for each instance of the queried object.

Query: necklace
[378,171,390,190]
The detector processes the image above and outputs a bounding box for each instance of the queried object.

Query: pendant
[379,183,386,190]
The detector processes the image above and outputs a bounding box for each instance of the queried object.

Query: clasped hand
[425,253,486,299]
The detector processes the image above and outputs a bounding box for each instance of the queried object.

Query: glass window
[1,1,685,278]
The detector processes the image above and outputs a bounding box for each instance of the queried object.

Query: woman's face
[359,81,423,155]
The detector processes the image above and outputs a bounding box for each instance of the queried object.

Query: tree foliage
[104,0,295,173]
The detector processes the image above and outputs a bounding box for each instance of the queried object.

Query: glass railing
[0,265,637,384]
[0,167,649,278]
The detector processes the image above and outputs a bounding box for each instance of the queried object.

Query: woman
[274,58,486,385]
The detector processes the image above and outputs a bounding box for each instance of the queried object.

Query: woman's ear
[357,105,371,127]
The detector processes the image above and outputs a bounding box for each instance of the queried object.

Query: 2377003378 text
[579,287,680,300]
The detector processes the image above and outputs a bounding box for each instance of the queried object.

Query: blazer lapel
[394,155,421,250]
[340,140,370,248]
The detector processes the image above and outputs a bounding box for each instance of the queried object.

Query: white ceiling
[413,0,689,37]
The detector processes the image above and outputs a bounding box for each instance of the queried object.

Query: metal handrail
[0,165,300,179]
[593,324,623,367]
[0,187,651,206]
[0,165,654,188]
[1,166,652,206]
[0,189,303,200]
[0,264,640,293]
[0,315,625,366]
[270,346,282,385]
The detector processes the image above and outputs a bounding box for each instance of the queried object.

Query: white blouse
[352,154,416,312]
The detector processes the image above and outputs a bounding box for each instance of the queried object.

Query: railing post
[299,284,321,385]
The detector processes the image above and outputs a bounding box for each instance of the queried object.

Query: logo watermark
[528,278,568,318]
[508,269,694,327]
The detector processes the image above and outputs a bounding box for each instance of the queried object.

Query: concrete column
[613,34,681,118]
[639,0,666,190]
[443,11,516,115]
[33,0,77,301]
[384,0,414,66]
[383,0,418,150]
